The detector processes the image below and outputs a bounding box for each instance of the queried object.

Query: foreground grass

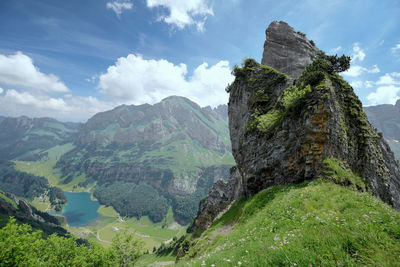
[178,180,400,266]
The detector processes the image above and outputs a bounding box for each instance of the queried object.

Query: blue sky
[0,0,399,121]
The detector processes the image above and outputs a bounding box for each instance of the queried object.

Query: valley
[0,96,233,251]
[12,144,187,250]
[0,4,399,264]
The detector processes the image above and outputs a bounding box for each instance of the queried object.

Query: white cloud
[392,44,400,53]
[365,80,374,88]
[367,72,400,105]
[98,54,233,107]
[106,1,133,16]
[350,80,375,90]
[376,72,400,85]
[0,87,3,94]
[351,43,366,62]
[330,46,342,54]
[367,85,400,105]
[343,64,380,77]
[0,89,113,122]
[350,81,363,88]
[146,0,213,31]
[0,52,69,93]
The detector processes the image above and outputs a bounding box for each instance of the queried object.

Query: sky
[0,0,399,122]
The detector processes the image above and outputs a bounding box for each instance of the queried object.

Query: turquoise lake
[50,192,100,227]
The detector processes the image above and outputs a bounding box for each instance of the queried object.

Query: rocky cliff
[261,21,318,79]
[192,21,400,232]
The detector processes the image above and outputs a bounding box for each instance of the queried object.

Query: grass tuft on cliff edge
[176,179,400,266]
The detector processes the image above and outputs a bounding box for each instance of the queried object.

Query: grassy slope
[175,180,400,266]
[14,143,91,192]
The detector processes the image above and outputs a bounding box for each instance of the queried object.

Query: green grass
[98,205,119,217]
[177,180,400,266]
[31,196,50,212]
[134,253,176,266]
[0,190,18,209]
[14,143,91,192]
[323,157,366,191]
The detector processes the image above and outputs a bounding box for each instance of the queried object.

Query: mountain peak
[261,21,318,79]
[192,22,400,233]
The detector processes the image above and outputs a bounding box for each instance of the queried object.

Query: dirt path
[96,230,112,244]
[153,261,175,266]
[209,222,234,241]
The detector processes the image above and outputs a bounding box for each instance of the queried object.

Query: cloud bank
[0,52,112,121]
[98,54,233,107]
[367,72,400,105]
[0,52,69,93]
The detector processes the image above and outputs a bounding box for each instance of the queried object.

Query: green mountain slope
[364,101,400,160]
[54,96,234,224]
[161,180,400,266]
[0,189,67,237]
[0,116,79,161]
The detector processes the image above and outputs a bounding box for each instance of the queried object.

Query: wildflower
[238,261,242,265]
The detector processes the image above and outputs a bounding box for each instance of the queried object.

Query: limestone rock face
[190,166,243,233]
[193,21,400,233]
[228,60,400,210]
[261,21,318,79]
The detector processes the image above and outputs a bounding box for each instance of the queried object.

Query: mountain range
[0,96,234,224]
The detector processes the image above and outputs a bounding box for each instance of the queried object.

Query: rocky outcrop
[190,166,243,233]
[193,21,400,233]
[261,21,318,79]
[229,60,400,209]
[18,200,45,223]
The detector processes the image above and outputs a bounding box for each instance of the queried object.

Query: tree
[0,218,117,266]
[112,230,145,267]
[326,54,351,73]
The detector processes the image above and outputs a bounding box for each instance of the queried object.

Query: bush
[302,70,325,86]
[256,110,283,133]
[278,85,312,110]
[0,218,118,266]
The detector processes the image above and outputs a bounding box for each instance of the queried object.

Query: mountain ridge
[0,95,234,225]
